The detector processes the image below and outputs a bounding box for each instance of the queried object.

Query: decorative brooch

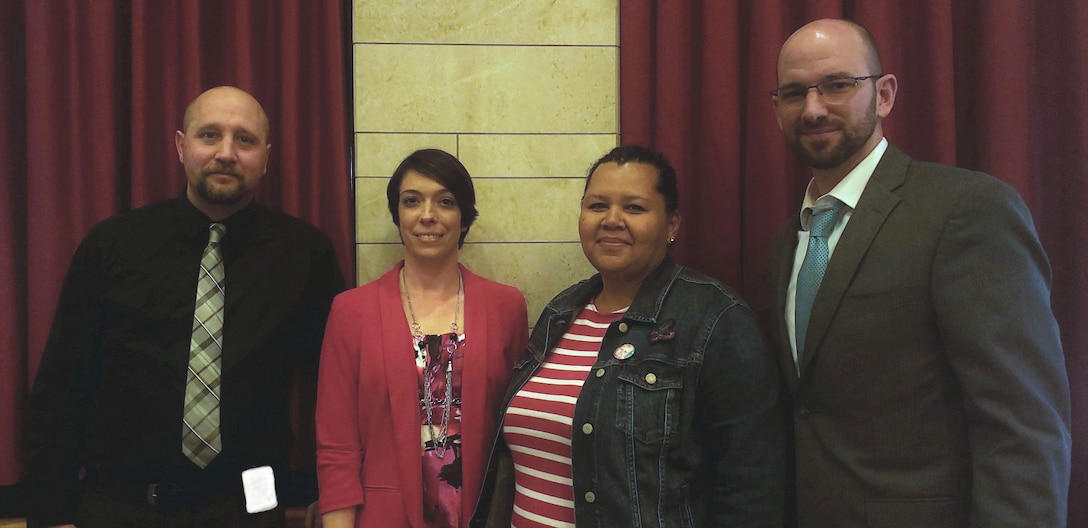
[648,319,677,343]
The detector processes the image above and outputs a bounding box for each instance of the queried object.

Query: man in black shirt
[24,86,345,527]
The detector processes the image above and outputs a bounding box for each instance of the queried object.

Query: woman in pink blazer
[316,149,528,527]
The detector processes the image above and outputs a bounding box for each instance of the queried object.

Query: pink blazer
[316,262,528,527]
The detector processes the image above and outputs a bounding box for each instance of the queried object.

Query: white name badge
[241,465,278,514]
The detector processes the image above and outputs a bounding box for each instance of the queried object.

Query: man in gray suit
[767,18,1071,527]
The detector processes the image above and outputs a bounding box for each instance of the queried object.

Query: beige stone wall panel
[458,134,617,177]
[470,178,585,242]
[354,133,459,177]
[353,0,617,45]
[354,177,397,244]
[354,44,617,134]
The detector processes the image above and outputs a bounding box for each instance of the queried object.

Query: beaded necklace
[402,267,462,458]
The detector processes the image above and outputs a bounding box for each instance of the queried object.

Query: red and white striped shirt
[503,303,626,528]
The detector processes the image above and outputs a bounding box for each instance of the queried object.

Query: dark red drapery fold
[0,0,29,488]
[621,1,1086,526]
[0,0,352,488]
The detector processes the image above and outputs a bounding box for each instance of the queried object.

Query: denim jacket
[472,256,784,527]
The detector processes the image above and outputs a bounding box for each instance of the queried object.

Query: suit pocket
[864,496,965,528]
[841,282,916,308]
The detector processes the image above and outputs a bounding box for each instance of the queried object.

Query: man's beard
[791,93,878,170]
[195,172,247,205]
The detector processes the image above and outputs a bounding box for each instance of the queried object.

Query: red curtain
[0,0,352,489]
[621,1,1087,525]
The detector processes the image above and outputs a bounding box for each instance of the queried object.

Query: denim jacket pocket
[615,362,684,445]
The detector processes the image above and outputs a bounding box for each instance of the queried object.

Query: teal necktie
[795,202,843,363]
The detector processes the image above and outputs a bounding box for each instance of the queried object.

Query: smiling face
[175,87,270,219]
[773,20,895,181]
[397,170,463,264]
[579,161,680,287]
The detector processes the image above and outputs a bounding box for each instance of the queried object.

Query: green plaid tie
[183,223,226,468]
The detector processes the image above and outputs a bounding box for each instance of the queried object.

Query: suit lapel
[379,264,426,527]
[798,146,910,375]
[770,226,802,393]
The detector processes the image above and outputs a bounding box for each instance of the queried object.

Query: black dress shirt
[24,196,345,526]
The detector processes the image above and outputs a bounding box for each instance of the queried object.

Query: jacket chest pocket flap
[615,362,684,445]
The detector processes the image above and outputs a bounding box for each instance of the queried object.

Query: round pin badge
[613,343,635,360]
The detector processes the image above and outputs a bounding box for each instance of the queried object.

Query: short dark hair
[386,148,479,248]
[585,145,680,215]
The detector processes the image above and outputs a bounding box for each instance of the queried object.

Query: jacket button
[584,491,596,503]
[595,368,605,378]
[645,373,657,385]
[617,322,629,333]
[582,423,593,435]
[798,407,811,419]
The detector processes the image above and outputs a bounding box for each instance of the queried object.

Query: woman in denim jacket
[473,145,783,527]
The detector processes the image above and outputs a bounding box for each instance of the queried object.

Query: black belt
[85,472,242,508]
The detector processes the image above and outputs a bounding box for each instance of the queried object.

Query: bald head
[778,19,883,83]
[182,86,270,142]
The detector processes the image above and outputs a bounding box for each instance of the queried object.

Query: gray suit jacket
[768,144,1071,527]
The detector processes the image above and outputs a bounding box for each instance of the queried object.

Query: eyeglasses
[770,75,882,106]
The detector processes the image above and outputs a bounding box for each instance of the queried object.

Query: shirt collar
[174,194,261,244]
[799,137,888,230]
